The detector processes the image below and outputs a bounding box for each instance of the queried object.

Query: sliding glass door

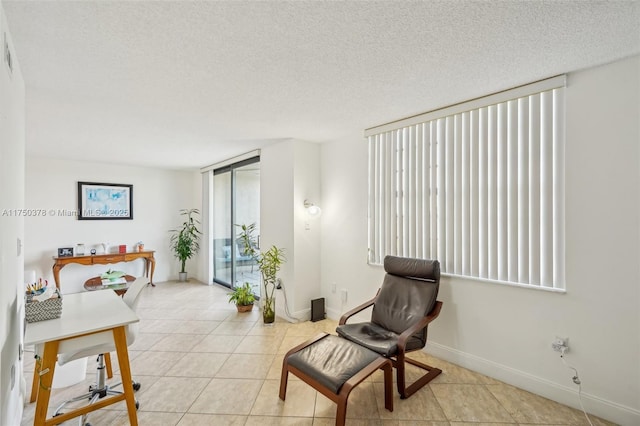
[213,171,232,285]
[212,157,260,295]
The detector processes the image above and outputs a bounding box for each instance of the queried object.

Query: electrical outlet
[551,336,569,352]
[340,289,348,303]
[331,283,337,294]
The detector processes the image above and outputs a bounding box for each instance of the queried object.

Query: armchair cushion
[370,258,439,339]
[336,322,425,357]
[384,255,440,280]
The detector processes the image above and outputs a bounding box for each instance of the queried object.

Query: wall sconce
[304,199,322,217]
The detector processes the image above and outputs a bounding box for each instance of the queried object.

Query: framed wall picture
[77,182,133,220]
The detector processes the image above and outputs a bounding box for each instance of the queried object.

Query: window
[366,76,565,290]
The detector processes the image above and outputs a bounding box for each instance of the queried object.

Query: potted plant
[169,208,202,281]
[228,282,256,312]
[237,223,285,324]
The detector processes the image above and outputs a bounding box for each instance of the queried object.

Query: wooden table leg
[146,256,156,287]
[112,326,138,426]
[30,352,40,403]
[52,264,63,289]
[104,352,114,379]
[33,341,59,426]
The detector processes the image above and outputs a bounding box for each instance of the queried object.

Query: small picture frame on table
[58,247,74,257]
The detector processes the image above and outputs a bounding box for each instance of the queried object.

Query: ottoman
[280,333,393,425]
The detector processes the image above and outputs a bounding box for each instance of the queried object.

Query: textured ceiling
[3,1,639,170]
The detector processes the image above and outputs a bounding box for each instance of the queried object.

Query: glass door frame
[212,156,260,290]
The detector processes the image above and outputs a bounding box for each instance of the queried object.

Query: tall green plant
[169,209,202,273]
[237,223,285,323]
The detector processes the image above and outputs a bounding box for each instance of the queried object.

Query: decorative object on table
[77,181,133,220]
[118,244,126,253]
[99,271,129,290]
[84,274,136,296]
[57,247,74,257]
[237,223,285,324]
[25,270,37,287]
[100,242,110,254]
[228,282,256,313]
[90,248,97,255]
[136,241,144,252]
[101,277,127,286]
[169,208,202,282]
[26,277,47,295]
[100,269,126,282]
[75,243,85,256]
[25,278,62,323]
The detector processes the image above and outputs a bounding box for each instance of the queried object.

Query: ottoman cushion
[287,334,381,394]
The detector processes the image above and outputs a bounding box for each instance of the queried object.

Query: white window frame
[366,75,566,291]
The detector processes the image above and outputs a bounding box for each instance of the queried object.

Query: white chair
[33,277,148,426]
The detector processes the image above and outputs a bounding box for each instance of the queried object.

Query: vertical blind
[366,76,565,290]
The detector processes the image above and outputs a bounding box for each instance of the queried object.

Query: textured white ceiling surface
[3,0,639,169]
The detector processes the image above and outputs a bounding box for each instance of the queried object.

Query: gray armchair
[336,255,443,399]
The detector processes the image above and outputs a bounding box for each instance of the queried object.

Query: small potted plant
[228,282,256,312]
[169,208,202,281]
[237,223,285,323]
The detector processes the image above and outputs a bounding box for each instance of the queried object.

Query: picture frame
[77,182,133,220]
[58,247,74,257]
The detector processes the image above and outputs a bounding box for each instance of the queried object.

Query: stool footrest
[280,333,393,426]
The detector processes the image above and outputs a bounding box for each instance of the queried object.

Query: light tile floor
[21,281,614,426]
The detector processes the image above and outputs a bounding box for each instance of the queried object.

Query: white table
[25,290,139,426]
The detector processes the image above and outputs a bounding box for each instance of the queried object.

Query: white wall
[0,4,25,424]
[292,141,322,314]
[25,157,200,292]
[321,130,381,318]
[260,139,321,320]
[320,55,640,425]
[260,140,295,316]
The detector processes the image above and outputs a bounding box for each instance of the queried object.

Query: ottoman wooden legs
[280,333,393,426]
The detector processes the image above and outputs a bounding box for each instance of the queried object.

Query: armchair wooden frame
[339,295,443,399]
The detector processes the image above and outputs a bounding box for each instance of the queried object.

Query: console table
[52,251,155,289]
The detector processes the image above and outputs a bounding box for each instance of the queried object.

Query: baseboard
[275,306,310,323]
[427,342,640,426]
[327,307,342,321]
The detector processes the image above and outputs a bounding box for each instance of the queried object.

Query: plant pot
[178,272,188,282]
[262,296,275,324]
[236,303,253,313]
